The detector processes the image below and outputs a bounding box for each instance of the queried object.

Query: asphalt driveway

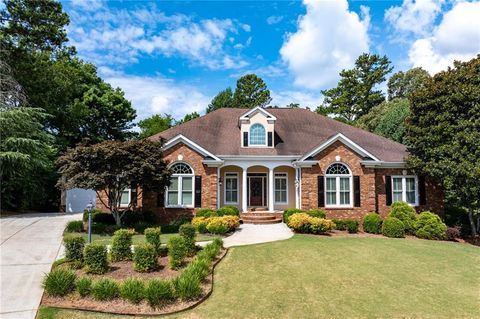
[0,213,81,319]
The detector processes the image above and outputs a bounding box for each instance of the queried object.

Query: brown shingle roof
[150,108,408,162]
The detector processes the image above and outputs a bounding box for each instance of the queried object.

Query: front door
[249,177,264,206]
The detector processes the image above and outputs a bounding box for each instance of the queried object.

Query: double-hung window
[120,189,131,207]
[224,173,238,204]
[274,173,288,204]
[392,176,418,206]
[325,163,352,207]
[166,163,194,207]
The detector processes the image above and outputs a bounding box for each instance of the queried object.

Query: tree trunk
[467,210,478,237]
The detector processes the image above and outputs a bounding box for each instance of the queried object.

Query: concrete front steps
[240,211,283,224]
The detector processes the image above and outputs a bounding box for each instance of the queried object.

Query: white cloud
[70,0,104,11]
[104,74,211,121]
[408,1,480,74]
[270,90,323,108]
[266,15,284,25]
[385,0,445,36]
[280,0,370,90]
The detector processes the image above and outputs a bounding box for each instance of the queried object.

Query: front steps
[240,211,283,224]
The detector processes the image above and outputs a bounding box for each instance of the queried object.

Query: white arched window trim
[324,162,353,208]
[166,162,195,208]
[249,123,266,146]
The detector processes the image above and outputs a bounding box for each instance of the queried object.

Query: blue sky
[61,0,480,121]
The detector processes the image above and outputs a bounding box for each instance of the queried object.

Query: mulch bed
[41,249,227,316]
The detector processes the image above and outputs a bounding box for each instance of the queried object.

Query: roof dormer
[240,107,276,148]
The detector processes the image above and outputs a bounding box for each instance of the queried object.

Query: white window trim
[274,173,288,204]
[224,172,239,205]
[120,188,131,207]
[391,175,419,207]
[249,123,267,146]
[324,163,353,208]
[165,163,195,208]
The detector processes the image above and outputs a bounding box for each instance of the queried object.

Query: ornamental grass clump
[363,213,383,234]
[145,279,175,308]
[173,271,202,300]
[75,277,92,297]
[144,227,162,255]
[110,229,134,261]
[120,278,145,304]
[382,217,405,238]
[179,223,196,256]
[64,235,85,262]
[389,201,417,235]
[133,243,158,272]
[414,211,447,240]
[167,236,187,269]
[83,243,109,274]
[91,278,119,301]
[43,268,76,297]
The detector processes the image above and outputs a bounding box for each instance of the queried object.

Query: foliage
[184,258,210,282]
[382,217,405,238]
[216,205,240,216]
[120,278,145,304]
[283,208,304,223]
[144,227,162,255]
[309,218,336,234]
[192,217,209,233]
[63,236,85,262]
[287,213,312,233]
[42,268,76,297]
[57,139,170,226]
[446,226,461,241]
[196,208,216,218]
[333,219,359,233]
[75,277,92,297]
[83,244,109,274]
[173,271,202,300]
[176,112,200,125]
[145,279,174,308]
[167,236,187,269]
[387,67,430,100]
[206,87,234,113]
[318,53,393,122]
[91,278,119,301]
[206,218,229,234]
[193,216,239,234]
[82,209,114,224]
[363,213,383,234]
[306,209,327,219]
[444,205,471,237]
[413,212,447,240]
[138,114,174,138]
[233,74,272,108]
[65,220,84,233]
[179,223,196,256]
[389,201,417,235]
[110,229,134,262]
[133,243,158,272]
[406,56,480,237]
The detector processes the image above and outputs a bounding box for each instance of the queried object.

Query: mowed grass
[65,232,218,245]
[39,235,480,319]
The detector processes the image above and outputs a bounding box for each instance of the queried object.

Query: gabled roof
[150,108,408,162]
[239,106,277,121]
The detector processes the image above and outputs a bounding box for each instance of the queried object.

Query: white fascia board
[361,161,406,168]
[300,133,380,162]
[202,159,224,167]
[292,160,318,168]
[162,134,222,161]
[218,155,301,161]
[239,106,277,121]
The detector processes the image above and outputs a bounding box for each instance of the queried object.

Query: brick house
[97,107,443,222]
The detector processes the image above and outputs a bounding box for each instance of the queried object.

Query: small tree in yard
[57,140,170,226]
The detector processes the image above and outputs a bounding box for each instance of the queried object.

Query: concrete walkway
[0,212,81,319]
[223,223,294,248]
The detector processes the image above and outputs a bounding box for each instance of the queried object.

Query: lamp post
[86,201,93,244]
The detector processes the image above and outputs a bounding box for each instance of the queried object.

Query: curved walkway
[223,222,293,248]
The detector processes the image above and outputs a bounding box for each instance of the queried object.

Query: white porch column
[242,168,248,212]
[268,168,274,212]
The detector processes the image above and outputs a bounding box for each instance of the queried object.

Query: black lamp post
[86,201,93,244]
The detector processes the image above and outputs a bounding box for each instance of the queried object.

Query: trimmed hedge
[144,227,162,255]
[167,236,187,269]
[64,236,85,262]
[65,220,84,233]
[83,244,109,274]
[216,205,240,216]
[382,217,405,238]
[363,213,383,234]
[179,223,196,256]
[133,243,158,272]
[196,208,216,218]
[43,268,76,297]
[192,216,240,234]
[414,211,447,240]
[110,229,134,262]
[287,213,335,234]
[333,219,359,233]
[306,209,327,219]
[389,201,417,235]
[283,208,303,223]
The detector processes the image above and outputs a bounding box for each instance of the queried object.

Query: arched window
[249,124,266,145]
[167,162,194,207]
[325,163,352,207]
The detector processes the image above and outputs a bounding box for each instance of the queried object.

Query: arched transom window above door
[167,162,194,207]
[325,163,352,208]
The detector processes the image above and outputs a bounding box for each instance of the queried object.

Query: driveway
[0,212,81,319]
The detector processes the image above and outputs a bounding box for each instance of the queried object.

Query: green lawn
[65,232,219,245]
[39,235,479,319]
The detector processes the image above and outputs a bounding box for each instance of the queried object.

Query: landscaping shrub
[144,227,162,255]
[173,271,202,300]
[414,211,447,240]
[92,278,119,301]
[444,205,471,237]
[363,213,383,234]
[198,243,221,262]
[382,217,405,238]
[346,220,359,233]
[142,210,157,224]
[134,221,152,234]
[184,258,210,281]
[83,244,109,274]
[110,229,134,262]
[90,223,107,234]
[287,213,311,233]
[192,217,209,233]
[64,236,85,262]
[43,268,76,297]
[133,243,158,272]
[216,205,240,216]
[145,279,174,308]
[122,210,144,227]
[167,236,187,269]
[196,208,216,218]
[75,277,92,297]
[179,223,196,256]
[389,201,417,234]
[212,237,224,248]
[220,216,240,230]
[65,220,84,233]
[283,208,303,223]
[446,226,461,241]
[82,208,103,222]
[309,218,335,234]
[120,278,145,304]
[307,209,326,219]
[206,218,229,234]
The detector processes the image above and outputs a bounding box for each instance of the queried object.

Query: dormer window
[250,124,266,145]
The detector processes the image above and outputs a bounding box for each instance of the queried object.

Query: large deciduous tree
[317,53,392,123]
[406,56,480,237]
[138,114,174,138]
[57,140,171,226]
[388,67,430,100]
